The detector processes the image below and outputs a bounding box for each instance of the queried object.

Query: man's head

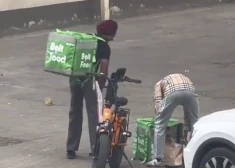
[96,20,118,42]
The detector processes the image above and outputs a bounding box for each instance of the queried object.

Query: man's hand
[99,59,109,90]
[154,101,162,113]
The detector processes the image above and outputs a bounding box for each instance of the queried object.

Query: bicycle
[87,68,141,168]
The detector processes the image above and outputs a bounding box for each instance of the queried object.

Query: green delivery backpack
[44,29,105,77]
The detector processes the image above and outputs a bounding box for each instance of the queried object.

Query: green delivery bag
[44,29,105,76]
[132,118,183,163]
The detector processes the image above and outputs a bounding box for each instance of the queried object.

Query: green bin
[132,118,183,163]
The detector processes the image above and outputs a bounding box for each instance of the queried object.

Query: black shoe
[67,151,76,159]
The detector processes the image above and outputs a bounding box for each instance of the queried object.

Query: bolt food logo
[48,42,66,63]
[80,53,92,68]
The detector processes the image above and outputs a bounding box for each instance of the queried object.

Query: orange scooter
[87,68,141,168]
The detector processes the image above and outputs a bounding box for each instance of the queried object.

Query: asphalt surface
[1,4,235,168]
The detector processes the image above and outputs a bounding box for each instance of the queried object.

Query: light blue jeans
[153,90,199,160]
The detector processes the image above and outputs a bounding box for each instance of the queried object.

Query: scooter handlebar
[85,73,142,84]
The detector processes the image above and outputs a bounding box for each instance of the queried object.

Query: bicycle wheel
[94,133,111,168]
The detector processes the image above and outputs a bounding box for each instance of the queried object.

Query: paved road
[1,4,235,168]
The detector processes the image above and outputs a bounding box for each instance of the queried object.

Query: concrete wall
[110,0,224,18]
[0,0,228,37]
[0,0,85,11]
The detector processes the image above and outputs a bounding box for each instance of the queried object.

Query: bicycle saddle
[116,97,128,106]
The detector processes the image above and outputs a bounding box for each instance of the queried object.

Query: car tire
[182,155,185,168]
[199,147,235,168]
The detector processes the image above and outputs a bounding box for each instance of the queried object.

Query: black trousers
[66,79,98,152]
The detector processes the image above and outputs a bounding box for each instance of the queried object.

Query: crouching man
[146,73,199,167]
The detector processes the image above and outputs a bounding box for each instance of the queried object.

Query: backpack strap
[78,60,100,90]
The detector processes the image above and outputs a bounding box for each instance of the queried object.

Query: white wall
[0,0,85,11]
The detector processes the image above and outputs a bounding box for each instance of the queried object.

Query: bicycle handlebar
[85,72,142,84]
[124,76,142,84]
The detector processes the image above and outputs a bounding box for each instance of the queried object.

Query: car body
[183,108,235,168]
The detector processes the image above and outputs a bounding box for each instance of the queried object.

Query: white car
[183,109,235,168]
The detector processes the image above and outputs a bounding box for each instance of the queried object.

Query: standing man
[146,73,199,167]
[66,20,118,159]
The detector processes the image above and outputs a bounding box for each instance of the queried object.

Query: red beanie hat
[96,20,118,36]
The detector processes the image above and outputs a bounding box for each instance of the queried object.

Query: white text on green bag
[80,53,92,68]
[50,42,64,52]
[49,54,66,63]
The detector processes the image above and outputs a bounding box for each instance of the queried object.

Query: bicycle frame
[96,70,131,155]
[91,69,141,168]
